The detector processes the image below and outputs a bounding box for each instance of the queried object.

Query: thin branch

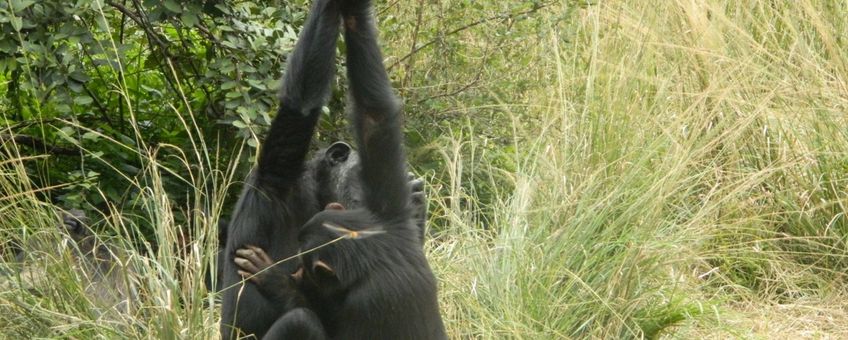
[106,0,183,101]
[1,133,79,156]
[401,0,426,89]
[7,118,59,130]
[388,1,555,70]
[195,21,223,48]
[377,0,401,16]
[416,38,494,105]
[416,71,483,105]
[82,85,114,128]
[105,0,171,57]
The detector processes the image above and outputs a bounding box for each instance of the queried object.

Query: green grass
[2,0,848,338]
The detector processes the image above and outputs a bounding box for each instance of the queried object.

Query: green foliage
[0,0,319,235]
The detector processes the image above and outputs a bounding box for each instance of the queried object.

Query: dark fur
[263,308,327,340]
[208,162,424,294]
[218,0,343,337]
[234,1,446,338]
[216,0,437,337]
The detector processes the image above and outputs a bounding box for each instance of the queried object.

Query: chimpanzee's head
[60,209,91,243]
[313,141,365,210]
[294,205,385,297]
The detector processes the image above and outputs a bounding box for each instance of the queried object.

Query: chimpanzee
[7,209,136,311]
[210,168,427,292]
[209,155,426,294]
[218,0,431,338]
[232,0,447,338]
[217,0,347,334]
[13,209,106,266]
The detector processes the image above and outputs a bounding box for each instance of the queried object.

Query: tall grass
[0,119,230,337]
[2,0,847,338]
[427,0,848,338]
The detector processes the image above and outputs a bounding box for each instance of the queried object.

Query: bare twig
[106,0,183,100]
[416,38,493,105]
[401,0,426,89]
[377,0,401,16]
[195,21,223,48]
[83,85,114,128]
[388,1,555,70]
[105,0,171,57]
[1,133,78,156]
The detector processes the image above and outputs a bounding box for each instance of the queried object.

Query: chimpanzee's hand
[234,245,275,285]
[408,173,427,235]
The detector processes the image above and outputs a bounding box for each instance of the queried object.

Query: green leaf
[219,61,235,73]
[181,12,198,27]
[0,39,16,54]
[74,96,93,105]
[247,79,266,90]
[237,106,257,120]
[57,127,78,144]
[95,16,110,33]
[11,0,35,12]
[163,0,182,13]
[221,81,238,90]
[82,131,100,141]
[69,70,90,83]
[68,81,84,93]
[10,16,22,32]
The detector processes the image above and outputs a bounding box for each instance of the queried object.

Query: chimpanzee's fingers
[409,178,424,193]
[235,257,260,274]
[237,247,271,268]
[235,250,262,273]
[411,191,426,205]
[237,270,262,284]
[247,245,273,264]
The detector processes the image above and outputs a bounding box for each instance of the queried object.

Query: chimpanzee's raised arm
[257,0,341,192]
[341,2,411,220]
[220,1,341,338]
[286,4,447,338]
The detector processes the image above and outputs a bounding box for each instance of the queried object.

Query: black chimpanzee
[218,0,347,336]
[7,209,136,311]
[209,166,424,294]
[218,0,432,338]
[207,147,424,294]
[232,0,447,338]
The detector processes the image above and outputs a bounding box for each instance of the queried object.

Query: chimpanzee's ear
[325,142,351,165]
[322,222,385,239]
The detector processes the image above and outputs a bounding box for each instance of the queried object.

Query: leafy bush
[0,1,330,236]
